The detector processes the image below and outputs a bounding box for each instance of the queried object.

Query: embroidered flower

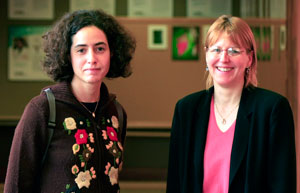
[106,126,118,141]
[82,149,92,162]
[111,116,119,129]
[102,130,108,140]
[75,171,92,189]
[89,133,95,143]
[90,167,96,179]
[108,167,119,185]
[72,144,80,155]
[109,143,120,158]
[107,119,111,123]
[104,162,111,175]
[74,129,88,145]
[71,165,79,175]
[86,144,94,153]
[63,117,77,130]
[81,162,85,168]
[105,141,113,150]
[117,142,123,151]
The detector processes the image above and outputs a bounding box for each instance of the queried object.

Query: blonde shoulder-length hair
[204,15,258,89]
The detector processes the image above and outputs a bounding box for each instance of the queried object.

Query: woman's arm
[267,97,296,193]
[166,102,182,193]
[4,99,48,193]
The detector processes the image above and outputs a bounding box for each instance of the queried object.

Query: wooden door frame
[286,0,299,192]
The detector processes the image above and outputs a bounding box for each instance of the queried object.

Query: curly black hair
[42,9,136,82]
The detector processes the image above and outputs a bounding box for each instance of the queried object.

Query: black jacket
[166,87,296,193]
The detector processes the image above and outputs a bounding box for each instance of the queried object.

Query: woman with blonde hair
[166,15,296,193]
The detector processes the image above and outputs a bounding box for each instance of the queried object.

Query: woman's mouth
[217,67,233,72]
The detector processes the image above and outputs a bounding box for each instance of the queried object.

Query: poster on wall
[69,0,116,16]
[8,0,54,20]
[187,0,231,17]
[172,26,200,60]
[8,26,51,81]
[128,0,173,17]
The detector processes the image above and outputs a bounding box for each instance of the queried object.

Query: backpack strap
[114,99,123,131]
[42,88,56,166]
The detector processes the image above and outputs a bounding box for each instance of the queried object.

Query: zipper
[94,121,104,192]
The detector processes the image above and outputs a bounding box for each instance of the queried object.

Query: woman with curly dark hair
[5,9,136,193]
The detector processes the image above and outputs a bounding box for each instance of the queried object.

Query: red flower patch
[75,129,88,144]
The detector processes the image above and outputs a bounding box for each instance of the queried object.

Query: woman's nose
[87,50,97,64]
[219,50,230,62]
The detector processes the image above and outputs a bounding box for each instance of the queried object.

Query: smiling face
[206,33,252,89]
[70,25,110,86]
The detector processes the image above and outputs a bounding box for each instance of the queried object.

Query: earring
[206,65,209,71]
[246,67,250,74]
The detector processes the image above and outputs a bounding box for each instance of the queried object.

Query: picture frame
[147,25,168,50]
[172,26,199,60]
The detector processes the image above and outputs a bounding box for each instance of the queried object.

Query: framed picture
[147,25,168,50]
[8,25,51,81]
[172,26,199,60]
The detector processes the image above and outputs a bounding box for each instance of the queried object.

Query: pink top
[203,97,236,193]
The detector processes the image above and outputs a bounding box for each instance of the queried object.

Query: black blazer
[166,87,296,193]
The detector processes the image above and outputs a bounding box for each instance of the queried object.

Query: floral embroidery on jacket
[63,117,77,132]
[101,116,123,186]
[75,171,92,189]
[74,129,88,144]
[108,167,119,185]
[62,117,95,192]
[111,115,119,129]
[61,115,123,192]
[106,126,118,141]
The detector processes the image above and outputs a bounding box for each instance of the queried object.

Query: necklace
[79,100,99,118]
[215,102,239,125]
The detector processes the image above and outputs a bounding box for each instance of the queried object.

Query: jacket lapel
[194,87,214,158]
[229,88,253,185]
[192,88,213,191]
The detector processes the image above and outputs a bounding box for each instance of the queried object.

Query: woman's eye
[96,47,105,52]
[228,48,241,55]
[77,49,85,53]
[212,48,221,53]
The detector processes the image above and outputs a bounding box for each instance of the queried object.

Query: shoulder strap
[114,99,123,131]
[42,88,56,166]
